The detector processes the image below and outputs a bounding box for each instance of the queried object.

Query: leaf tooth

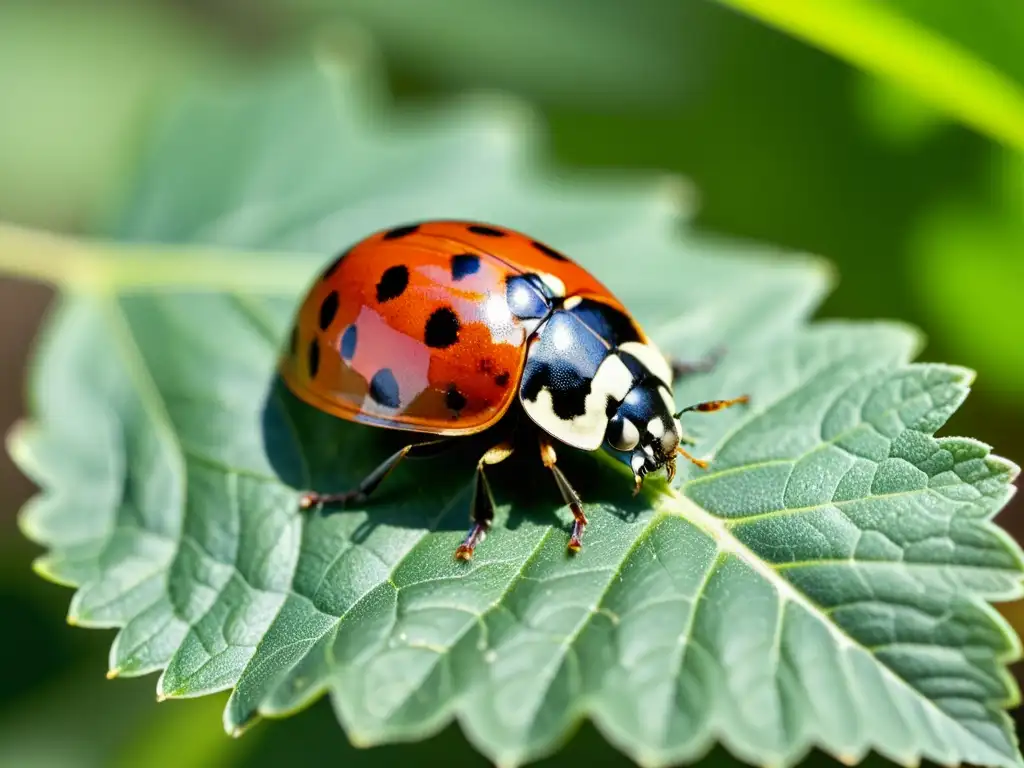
[222,705,259,739]
[346,730,377,749]
[31,555,76,587]
[834,750,865,766]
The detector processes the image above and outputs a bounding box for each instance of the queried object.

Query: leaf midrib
[0,223,327,293]
[659,488,1014,764]
[714,0,1024,153]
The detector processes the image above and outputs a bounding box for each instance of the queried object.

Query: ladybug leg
[675,445,709,470]
[454,441,515,561]
[668,346,725,382]
[299,438,452,511]
[538,435,587,554]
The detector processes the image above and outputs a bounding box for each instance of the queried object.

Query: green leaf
[713,0,1024,153]
[6,43,1023,768]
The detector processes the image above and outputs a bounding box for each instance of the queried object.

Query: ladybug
[280,220,748,560]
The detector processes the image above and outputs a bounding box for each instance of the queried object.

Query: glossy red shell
[279,220,636,435]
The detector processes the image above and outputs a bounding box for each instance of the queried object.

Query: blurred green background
[1,1,1021,766]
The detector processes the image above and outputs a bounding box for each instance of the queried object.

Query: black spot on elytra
[467,224,505,237]
[450,253,481,281]
[308,338,320,378]
[521,362,591,420]
[321,248,350,280]
[532,240,568,261]
[319,291,339,330]
[376,265,409,303]
[495,371,510,387]
[445,385,467,413]
[369,368,400,408]
[424,307,460,348]
[340,324,357,361]
[382,224,419,240]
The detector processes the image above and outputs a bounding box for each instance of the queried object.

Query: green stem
[0,223,320,294]
[716,0,1024,153]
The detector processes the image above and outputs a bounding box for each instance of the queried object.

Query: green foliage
[715,0,1024,153]
[0,0,231,229]
[906,152,1024,407]
[7,43,1024,768]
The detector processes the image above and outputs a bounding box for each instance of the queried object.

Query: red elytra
[280,219,638,435]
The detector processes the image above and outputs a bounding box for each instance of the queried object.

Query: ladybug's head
[604,379,683,490]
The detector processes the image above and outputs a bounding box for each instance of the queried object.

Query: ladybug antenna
[674,395,750,419]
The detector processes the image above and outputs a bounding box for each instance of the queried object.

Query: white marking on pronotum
[521,353,634,451]
[536,271,566,298]
[660,425,680,453]
[619,341,673,387]
[562,295,583,310]
[647,418,665,439]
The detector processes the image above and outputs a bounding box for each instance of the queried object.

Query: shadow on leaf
[260,374,652,551]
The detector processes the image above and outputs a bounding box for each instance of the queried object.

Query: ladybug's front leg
[538,436,587,553]
[454,441,515,561]
[672,395,751,470]
[300,438,451,511]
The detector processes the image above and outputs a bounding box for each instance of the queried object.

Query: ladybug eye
[607,415,640,452]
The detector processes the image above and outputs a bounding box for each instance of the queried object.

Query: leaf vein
[664,490,1012,761]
